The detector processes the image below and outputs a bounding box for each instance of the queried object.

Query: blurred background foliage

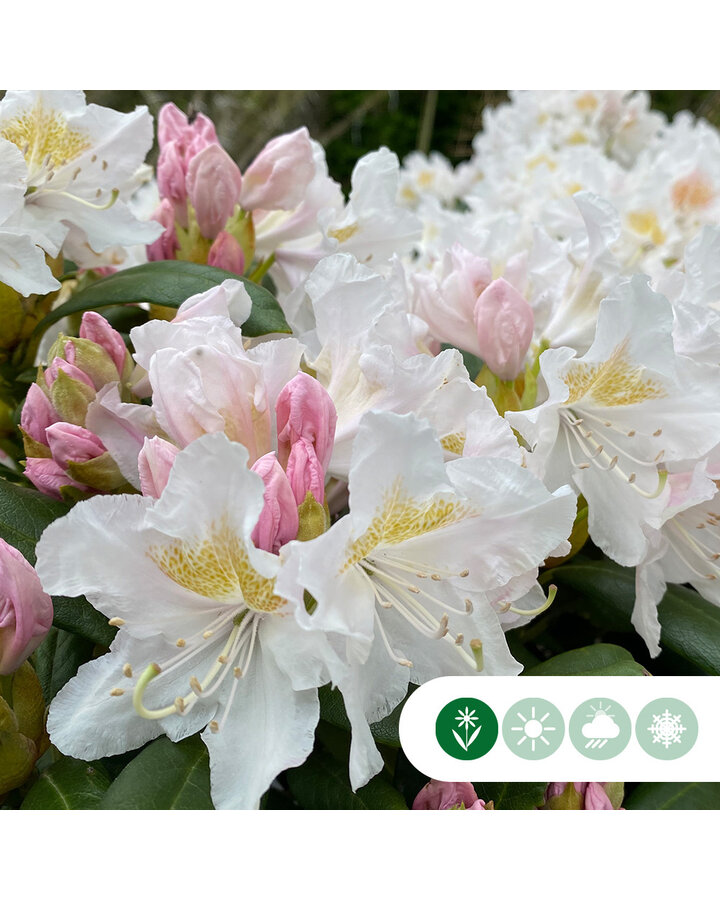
[87,90,720,193]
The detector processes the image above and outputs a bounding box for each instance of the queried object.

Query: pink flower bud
[286,438,326,506]
[0,539,53,675]
[250,452,299,553]
[44,358,95,391]
[45,422,106,468]
[147,198,180,261]
[158,103,218,151]
[157,142,189,214]
[21,383,59,445]
[186,144,243,240]
[207,231,245,275]
[79,312,129,379]
[23,457,88,500]
[543,782,618,810]
[276,372,337,471]
[474,277,534,381]
[138,436,180,499]
[240,127,315,211]
[413,781,486,810]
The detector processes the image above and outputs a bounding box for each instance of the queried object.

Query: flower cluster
[2,89,720,810]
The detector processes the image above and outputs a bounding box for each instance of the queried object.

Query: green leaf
[286,749,407,809]
[51,595,116,647]
[624,782,720,810]
[20,757,111,809]
[472,782,548,810]
[33,627,95,703]
[318,684,409,747]
[549,558,720,674]
[99,735,213,809]
[522,643,647,676]
[0,477,66,564]
[35,260,291,338]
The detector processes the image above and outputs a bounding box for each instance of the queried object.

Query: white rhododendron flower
[0,90,161,269]
[35,433,324,810]
[508,276,720,566]
[277,411,576,788]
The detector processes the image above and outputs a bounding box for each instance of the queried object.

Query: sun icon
[509,704,558,753]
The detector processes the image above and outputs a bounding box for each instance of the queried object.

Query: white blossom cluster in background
[3,89,720,810]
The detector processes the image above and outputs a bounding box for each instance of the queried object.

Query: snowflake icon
[648,708,687,749]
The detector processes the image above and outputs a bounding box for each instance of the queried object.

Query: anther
[459,569,469,577]
[628,473,637,484]
[95,188,102,198]
[464,599,473,613]
[607,455,618,470]
[416,573,427,578]
[655,450,665,462]
[110,688,124,697]
[590,444,604,458]
[102,159,108,170]
[108,617,125,627]
[432,614,449,639]
[431,574,442,581]
[176,638,186,648]
[189,676,202,695]
[576,462,591,469]
[203,630,214,639]
[123,664,133,678]
[470,639,484,672]
[91,154,97,162]
[407,585,421,594]
[697,523,706,529]
[233,667,242,678]
[72,167,81,180]
[218,655,228,664]
[627,430,636,437]
[174,697,186,714]
[653,428,663,437]
[455,633,464,645]
[209,720,219,733]
[707,574,717,580]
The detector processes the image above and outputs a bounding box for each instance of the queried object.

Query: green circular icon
[435,697,498,760]
[569,697,631,760]
[635,698,698,760]
[503,698,565,759]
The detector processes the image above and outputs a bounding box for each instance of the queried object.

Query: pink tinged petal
[186,144,243,240]
[240,127,315,211]
[23,457,89,499]
[275,371,337,470]
[173,280,252,326]
[20,383,59,445]
[0,538,53,675]
[286,438,325,506]
[44,358,95,391]
[250,452,299,553]
[583,783,615,810]
[207,231,245,275]
[137,436,180,499]
[413,781,483,810]
[146,198,180,261]
[158,103,192,147]
[157,141,189,214]
[79,311,129,378]
[45,422,106,467]
[474,277,534,381]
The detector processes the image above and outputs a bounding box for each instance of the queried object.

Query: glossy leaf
[286,750,407,809]
[51,595,116,647]
[33,627,95,703]
[549,558,720,674]
[35,260,290,338]
[522,643,647,676]
[0,477,66,564]
[21,757,111,809]
[99,735,213,809]
[472,782,548,810]
[624,782,720,810]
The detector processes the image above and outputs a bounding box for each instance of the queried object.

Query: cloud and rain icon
[582,702,620,749]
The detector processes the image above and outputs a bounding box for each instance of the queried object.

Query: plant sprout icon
[510,704,557,752]
[582,701,620,749]
[453,706,482,752]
